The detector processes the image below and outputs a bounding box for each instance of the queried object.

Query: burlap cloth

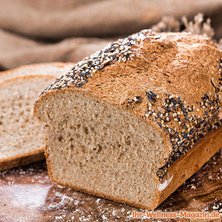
[0,0,222,70]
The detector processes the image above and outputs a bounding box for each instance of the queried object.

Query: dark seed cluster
[146,90,158,102]
[43,30,155,94]
[144,89,222,179]
[127,96,143,104]
[204,200,222,213]
[125,96,143,109]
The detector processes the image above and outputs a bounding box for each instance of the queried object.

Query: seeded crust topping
[43,30,159,93]
[146,60,222,179]
[42,30,222,181]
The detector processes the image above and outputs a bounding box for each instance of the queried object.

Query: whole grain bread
[34,30,222,210]
[0,63,73,170]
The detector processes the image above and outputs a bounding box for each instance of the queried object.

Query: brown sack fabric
[0,30,109,70]
[0,0,222,69]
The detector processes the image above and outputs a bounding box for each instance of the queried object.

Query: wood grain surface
[0,149,222,222]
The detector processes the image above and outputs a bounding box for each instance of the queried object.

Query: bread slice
[0,63,73,170]
[0,76,56,170]
[34,30,222,210]
[0,62,73,83]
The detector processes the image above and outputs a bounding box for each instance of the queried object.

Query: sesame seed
[145,90,222,179]
[146,90,158,102]
[42,29,155,93]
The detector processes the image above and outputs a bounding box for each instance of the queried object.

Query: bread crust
[0,62,73,75]
[0,62,73,84]
[0,147,45,171]
[0,74,55,86]
[156,126,222,208]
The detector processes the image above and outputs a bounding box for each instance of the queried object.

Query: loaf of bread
[0,63,73,170]
[34,30,222,210]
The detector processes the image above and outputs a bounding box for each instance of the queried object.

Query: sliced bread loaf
[34,30,222,210]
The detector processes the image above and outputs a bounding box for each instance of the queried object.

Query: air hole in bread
[58,135,63,142]
[84,127,89,134]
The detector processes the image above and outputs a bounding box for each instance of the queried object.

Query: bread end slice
[0,63,74,171]
[0,76,54,171]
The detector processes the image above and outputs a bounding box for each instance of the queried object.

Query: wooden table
[0,149,222,222]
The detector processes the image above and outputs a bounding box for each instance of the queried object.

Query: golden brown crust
[0,62,73,76]
[0,74,55,86]
[42,32,220,105]
[155,126,222,208]
[0,147,45,171]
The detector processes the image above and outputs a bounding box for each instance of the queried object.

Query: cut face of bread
[0,76,55,170]
[35,31,222,209]
[43,92,166,208]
